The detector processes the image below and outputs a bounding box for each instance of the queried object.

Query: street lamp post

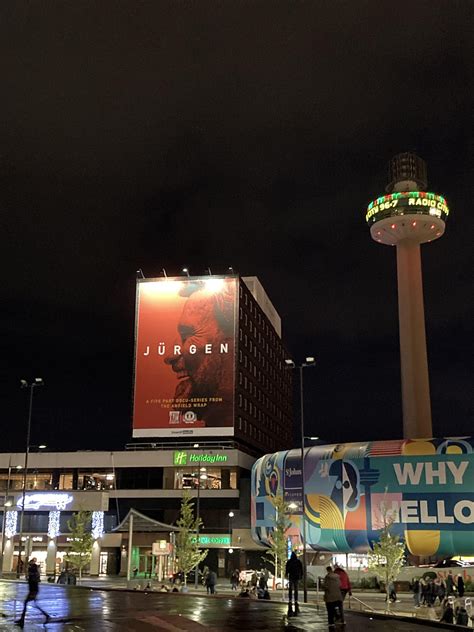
[17,378,44,578]
[193,444,201,590]
[228,511,234,550]
[0,460,22,576]
[285,357,316,603]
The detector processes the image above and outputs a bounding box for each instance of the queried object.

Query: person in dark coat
[206,569,217,595]
[15,558,50,628]
[230,569,240,591]
[455,606,469,626]
[285,552,303,616]
[457,574,465,598]
[446,571,455,596]
[411,578,421,608]
[323,566,344,628]
[440,599,454,624]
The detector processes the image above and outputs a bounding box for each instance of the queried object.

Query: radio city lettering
[365,191,449,224]
[143,343,229,357]
[387,460,474,526]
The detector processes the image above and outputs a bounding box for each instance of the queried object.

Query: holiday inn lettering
[251,438,474,556]
[173,451,229,466]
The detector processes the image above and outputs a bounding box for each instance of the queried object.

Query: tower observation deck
[365,153,450,439]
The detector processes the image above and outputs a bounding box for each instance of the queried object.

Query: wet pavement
[0,581,455,630]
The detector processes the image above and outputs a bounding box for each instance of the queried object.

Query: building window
[172,467,237,490]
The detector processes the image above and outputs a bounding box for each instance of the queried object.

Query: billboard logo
[183,411,197,423]
[169,411,181,425]
[174,451,188,466]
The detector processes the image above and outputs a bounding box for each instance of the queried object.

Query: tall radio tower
[365,153,450,438]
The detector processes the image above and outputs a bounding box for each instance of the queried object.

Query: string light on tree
[47,510,61,539]
[91,511,104,539]
[5,511,18,538]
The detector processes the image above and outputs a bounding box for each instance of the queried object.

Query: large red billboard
[133,276,237,438]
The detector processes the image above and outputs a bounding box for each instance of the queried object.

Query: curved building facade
[251,438,474,557]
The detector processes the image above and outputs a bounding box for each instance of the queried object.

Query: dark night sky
[1,1,473,451]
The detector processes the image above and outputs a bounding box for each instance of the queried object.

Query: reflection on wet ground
[0,582,454,630]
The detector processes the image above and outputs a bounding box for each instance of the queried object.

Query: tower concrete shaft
[396,240,432,438]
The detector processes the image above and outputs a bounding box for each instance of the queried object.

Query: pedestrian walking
[15,558,50,628]
[285,552,303,617]
[411,577,421,608]
[387,578,399,603]
[323,566,344,628]
[446,571,455,596]
[425,578,435,606]
[230,569,240,591]
[334,564,352,601]
[457,574,465,598]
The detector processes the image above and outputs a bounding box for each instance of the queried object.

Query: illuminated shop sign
[365,192,450,225]
[17,493,74,511]
[195,535,231,546]
[173,451,228,466]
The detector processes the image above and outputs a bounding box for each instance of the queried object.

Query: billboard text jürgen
[133,276,237,437]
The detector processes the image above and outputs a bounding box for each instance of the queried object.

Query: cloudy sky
[1,1,473,450]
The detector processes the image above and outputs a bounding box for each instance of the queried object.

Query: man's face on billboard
[165,288,230,401]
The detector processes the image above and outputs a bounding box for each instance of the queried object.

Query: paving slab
[0,581,457,631]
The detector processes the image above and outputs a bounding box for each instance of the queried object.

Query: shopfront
[1,490,110,576]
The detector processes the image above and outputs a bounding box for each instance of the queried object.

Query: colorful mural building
[251,438,474,559]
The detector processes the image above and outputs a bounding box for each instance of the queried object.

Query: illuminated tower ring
[365,153,450,439]
[366,191,449,245]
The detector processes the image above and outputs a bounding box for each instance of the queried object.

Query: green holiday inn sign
[173,451,229,466]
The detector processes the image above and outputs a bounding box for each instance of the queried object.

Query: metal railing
[125,441,237,451]
[347,595,376,612]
